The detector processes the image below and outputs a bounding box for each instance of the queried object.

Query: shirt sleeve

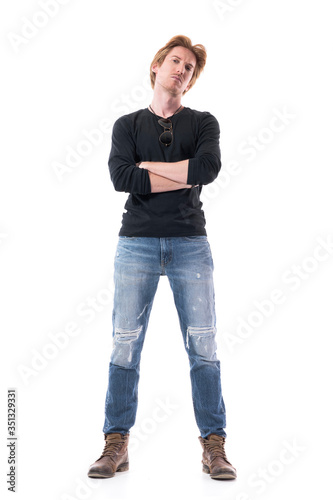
[187,112,222,186]
[108,117,151,194]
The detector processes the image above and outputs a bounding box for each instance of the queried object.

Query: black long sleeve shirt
[108,106,221,237]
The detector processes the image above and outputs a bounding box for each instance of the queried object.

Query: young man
[87,35,237,480]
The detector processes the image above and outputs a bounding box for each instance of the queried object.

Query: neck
[150,88,183,118]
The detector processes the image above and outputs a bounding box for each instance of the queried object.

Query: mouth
[171,75,182,83]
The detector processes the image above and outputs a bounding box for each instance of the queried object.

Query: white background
[1,1,333,499]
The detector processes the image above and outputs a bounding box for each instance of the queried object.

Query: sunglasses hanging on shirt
[149,104,183,147]
[157,118,173,147]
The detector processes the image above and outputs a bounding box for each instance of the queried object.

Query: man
[87,35,237,481]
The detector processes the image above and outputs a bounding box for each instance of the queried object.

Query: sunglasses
[158,118,173,147]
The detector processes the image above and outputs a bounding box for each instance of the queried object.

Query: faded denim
[103,236,227,438]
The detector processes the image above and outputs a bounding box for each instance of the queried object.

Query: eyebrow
[170,55,195,68]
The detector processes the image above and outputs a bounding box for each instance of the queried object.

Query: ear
[152,63,159,75]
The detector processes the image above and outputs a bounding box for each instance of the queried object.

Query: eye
[173,59,179,63]
[186,66,192,71]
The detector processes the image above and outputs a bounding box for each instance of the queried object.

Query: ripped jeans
[103,236,227,438]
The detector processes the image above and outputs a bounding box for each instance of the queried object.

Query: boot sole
[203,463,237,480]
[88,462,129,478]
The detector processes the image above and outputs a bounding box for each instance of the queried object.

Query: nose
[176,64,185,75]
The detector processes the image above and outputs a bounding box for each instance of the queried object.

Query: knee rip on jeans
[186,326,217,360]
[111,326,142,367]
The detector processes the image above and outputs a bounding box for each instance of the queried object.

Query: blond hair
[150,35,207,95]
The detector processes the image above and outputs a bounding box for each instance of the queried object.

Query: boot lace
[97,439,125,464]
[205,440,231,465]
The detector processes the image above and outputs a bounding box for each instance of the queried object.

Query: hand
[136,162,147,169]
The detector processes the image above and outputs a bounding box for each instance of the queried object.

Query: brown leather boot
[87,433,129,478]
[199,434,237,479]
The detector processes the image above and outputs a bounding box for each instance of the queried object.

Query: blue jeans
[103,236,226,438]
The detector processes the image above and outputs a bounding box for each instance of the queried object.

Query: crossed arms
[108,113,221,195]
[137,160,192,193]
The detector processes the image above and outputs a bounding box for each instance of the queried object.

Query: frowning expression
[152,46,197,96]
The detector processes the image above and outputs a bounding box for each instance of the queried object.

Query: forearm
[140,160,189,184]
[148,172,192,193]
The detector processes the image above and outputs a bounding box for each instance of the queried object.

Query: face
[152,46,197,96]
